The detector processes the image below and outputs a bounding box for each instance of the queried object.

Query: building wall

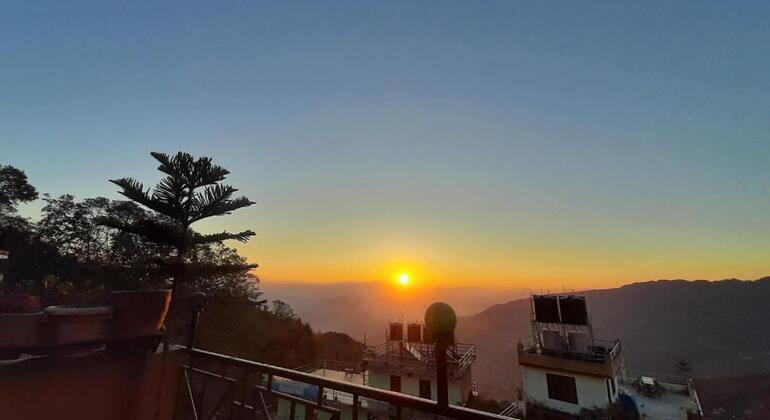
[368,369,465,405]
[368,369,389,390]
[522,365,615,415]
[0,350,183,420]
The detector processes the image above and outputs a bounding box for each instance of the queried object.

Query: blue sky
[2,1,769,287]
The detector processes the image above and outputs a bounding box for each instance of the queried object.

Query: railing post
[435,339,449,407]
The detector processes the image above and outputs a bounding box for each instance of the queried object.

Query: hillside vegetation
[196,298,364,368]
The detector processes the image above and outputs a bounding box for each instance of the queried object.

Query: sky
[2,1,769,290]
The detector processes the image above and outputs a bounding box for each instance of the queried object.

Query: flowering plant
[0,292,42,313]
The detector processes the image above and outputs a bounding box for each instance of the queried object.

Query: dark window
[390,375,401,392]
[419,379,431,399]
[546,373,578,404]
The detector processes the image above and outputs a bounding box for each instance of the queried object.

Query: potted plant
[42,304,114,347]
[0,292,44,359]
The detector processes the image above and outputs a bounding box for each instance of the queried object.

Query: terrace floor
[621,384,698,420]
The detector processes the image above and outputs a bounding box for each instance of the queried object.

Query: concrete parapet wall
[0,350,183,420]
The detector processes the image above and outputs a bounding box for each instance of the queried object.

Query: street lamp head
[424,302,457,342]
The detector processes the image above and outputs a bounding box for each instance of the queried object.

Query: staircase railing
[499,401,521,418]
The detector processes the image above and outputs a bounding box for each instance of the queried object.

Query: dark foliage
[696,373,770,420]
[99,151,257,300]
[0,165,38,214]
[1,159,362,367]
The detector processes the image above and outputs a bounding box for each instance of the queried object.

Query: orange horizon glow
[236,243,770,291]
[203,210,770,291]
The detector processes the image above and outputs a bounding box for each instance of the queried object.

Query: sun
[397,273,410,285]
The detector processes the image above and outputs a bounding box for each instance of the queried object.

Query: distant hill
[261,281,529,342]
[456,278,770,399]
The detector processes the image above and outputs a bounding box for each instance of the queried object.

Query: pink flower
[0,293,42,313]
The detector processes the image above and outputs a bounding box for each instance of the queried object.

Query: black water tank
[389,322,403,341]
[407,323,422,343]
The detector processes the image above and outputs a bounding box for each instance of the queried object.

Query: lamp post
[424,302,457,408]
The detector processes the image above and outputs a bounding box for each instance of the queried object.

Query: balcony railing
[519,337,620,364]
[295,359,365,375]
[176,347,513,420]
[364,342,477,378]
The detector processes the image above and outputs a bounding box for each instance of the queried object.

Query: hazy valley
[260,281,530,342]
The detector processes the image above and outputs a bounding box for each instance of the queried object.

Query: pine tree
[98,152,257,301]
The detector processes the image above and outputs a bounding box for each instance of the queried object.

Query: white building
[518,294,703,420]
[518,294,623,418]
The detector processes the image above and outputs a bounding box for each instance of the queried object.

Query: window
[546,373,578,404]
[390,375,401,392]
[419,379,432,399]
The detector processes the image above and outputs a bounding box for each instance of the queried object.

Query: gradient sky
[2,1,769,289]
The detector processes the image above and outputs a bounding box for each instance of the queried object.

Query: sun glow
[397,273,410,286]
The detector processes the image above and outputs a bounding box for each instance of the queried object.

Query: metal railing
[499,401,521,418]
[687,378,704,418]
[624,368,688,386]
[365,341,477,378]
[294,359,364,375]
[175,347,514,420]
[520,337,620,364]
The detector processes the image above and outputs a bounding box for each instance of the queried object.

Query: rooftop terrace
[364,341,477,378]
[620,371,702,420]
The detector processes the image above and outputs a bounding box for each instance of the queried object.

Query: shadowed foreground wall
[0,350,183,420]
